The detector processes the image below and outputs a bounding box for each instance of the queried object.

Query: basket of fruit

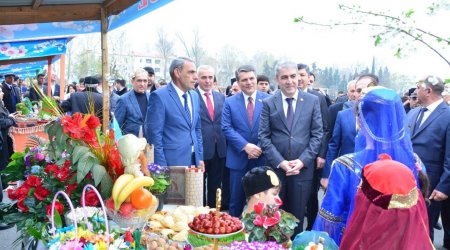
[105,174,159,228]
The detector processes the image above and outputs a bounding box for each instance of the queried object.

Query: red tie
[247,96,254,127]
[204,92,214,121]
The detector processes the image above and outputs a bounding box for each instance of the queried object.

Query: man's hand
[316,157,325,169]
[286,159,304,176]
[429,189,448,201]
[320,178,329,190]
[198,160,205,171]
[278,160,292,173]
[243,143,262,159]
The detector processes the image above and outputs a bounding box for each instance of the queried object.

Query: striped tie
[183,93,191,125]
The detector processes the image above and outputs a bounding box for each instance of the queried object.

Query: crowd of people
[1,57,449,249]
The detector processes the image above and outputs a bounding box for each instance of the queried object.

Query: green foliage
[1,151,27,183]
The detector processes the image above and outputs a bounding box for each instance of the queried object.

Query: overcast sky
[115,0,450,80]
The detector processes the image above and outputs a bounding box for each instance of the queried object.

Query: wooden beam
[31,0,43,9]
[103,0,118,8]
[0,56,54,66]
[107,0,139,16]
[101,7,110,133]
[0,4,102,25]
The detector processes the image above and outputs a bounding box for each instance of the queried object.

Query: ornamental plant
[146,163,171,194]
[1,112,124,248]
[241,198,299,244]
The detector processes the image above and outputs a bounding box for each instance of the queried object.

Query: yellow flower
[95,241,107,250]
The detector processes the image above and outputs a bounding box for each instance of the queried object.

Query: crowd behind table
[0,57,449,249]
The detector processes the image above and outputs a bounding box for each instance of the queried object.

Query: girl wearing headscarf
[312,87,419,245]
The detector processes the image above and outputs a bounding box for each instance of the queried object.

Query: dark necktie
[204,92,214,121]
[413,107,428,134]
[286,98,294,130]
[182,93,191,125]
[247,96,254,127]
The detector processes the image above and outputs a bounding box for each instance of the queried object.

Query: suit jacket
[60,90,104,121]
[307,89,330,158]
[328,101,345,137]
[145,82,203,167]
[115,90,150,137]
[259,90,323,180]
[407,102,450,195]
[28,85,44,101]
[1,82,22,113]
[222,91,269,170]
[195,89,226,160]
[323,108,357,178]
[42,83,60,97]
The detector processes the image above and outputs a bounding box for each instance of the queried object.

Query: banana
[115,176,154,210]
[112,174,135,209]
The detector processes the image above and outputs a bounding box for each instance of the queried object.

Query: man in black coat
[1,73,22,114]
[61,76,104,121]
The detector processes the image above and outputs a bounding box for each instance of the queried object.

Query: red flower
[44,164,59,175]
[263,210,281,228]
[254,215,266,227]
[61,113,83,139]
[63,159,71,169]
[55,165,70,182]
[25,175,42,187]
[17,198,29,212]
[254,202,265,215]
[125,231,134,243]
[84,115,100,129]
[66,182,78,195]
[34,186,51,201]
[274,197,283,207]
[82,190,99,207]
[46,201,64,216]
[7,189,18,200]
[16,184,30,198]
[108,147,124,176]
[82,128,99,148]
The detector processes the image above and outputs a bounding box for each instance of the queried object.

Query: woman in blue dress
[313,87,419,245]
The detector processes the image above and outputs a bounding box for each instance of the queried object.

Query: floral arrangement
[225,241,284,249]
[47,212,141,250]
[146,163,171,194]
[1,112,124,248]
[241,198,299,244]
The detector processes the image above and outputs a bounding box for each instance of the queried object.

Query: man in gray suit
[259,61,323,236]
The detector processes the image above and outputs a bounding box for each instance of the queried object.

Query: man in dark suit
[43,74,61,100]
[259,61,323,235]
[115,68,150,137]
[1,73,21,113]
[60,76,104,121]
[195,65,229,209]
[406,75,450,248]
[145,57,204,168]
[28,73,46,101]
[222,65,269,216]
[297,63,330,230]
[328,80,357,134]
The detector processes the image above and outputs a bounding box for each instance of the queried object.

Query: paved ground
[0,190,446,249]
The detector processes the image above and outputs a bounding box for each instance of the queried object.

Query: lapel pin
[300,98,304,102]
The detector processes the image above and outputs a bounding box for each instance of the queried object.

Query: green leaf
[437,37,443,42]
[374,35,382,46]
[26,226,42,240]
[92,164,107,186]
[72,146,90,164]
[444,78,450,84]
[100,173,113,199]
[293,16,303,23]
[77,153,95,183]
[53,210,63,229]
[405,9,414,18]
[394,47,402,58]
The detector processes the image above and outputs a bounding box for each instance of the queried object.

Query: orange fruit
[130,188,152,209]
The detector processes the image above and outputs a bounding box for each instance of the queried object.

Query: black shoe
[434,222,442,230]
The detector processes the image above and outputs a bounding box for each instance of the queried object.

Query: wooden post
[101,7,110,133]
[60,54,66,101]
[47,57,52,96]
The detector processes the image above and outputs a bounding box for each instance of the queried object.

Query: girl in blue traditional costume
[312,87,419,245]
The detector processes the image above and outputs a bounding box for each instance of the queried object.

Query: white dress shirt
[281,89,299,117]
[173,83,192,122]
[243,91,257,109]
[198,88,215,107]
[419,99,443,126]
